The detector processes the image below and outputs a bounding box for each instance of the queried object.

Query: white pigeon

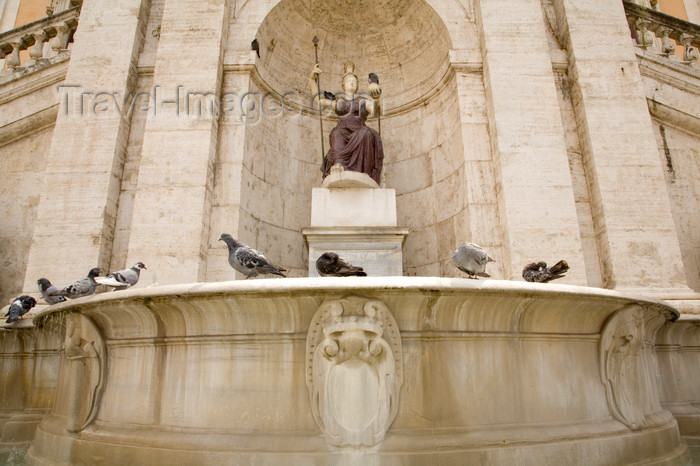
[37,278,68,305]
[59,267,101,299]
[452,242,495,279]
[219,233,286,279]
[95,262,147,290]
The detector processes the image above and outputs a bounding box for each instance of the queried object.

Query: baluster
[656,27,676,56]
[4,41,22,70]
[27,32,48,66]
[678,33,699,62]
[633,18,655,48]
[49,23,70,56]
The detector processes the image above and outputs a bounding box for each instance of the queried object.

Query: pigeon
[219,233,286,279]
[452,242,495,279]
[95,262,147,290]
[37,278,67,305]
[5,296,36,323]
[316,252,367,277]
[323,91,336,100]
[251,38,260,57]
[522,260,569,283]
[368,72,379,84]
[59,267,101,299]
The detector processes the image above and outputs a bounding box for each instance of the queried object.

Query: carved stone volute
[306,296,403,448]
[62,313,106,433]
[600,305,647,431]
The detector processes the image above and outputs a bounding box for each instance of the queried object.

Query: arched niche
[233,0,473,276]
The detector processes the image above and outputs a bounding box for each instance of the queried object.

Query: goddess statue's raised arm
[366,73,382,117]
[309,64,335,111]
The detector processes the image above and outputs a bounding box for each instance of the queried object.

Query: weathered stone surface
[656,316,700,446]
[0,0,698,461]
[19,278,688,464]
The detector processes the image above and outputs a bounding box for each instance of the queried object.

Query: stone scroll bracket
[599,304,676,431]
[62,313,107,434]
[306,296,403,448]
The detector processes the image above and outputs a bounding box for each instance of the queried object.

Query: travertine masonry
[475,0,587,283]
[553,0,692,292]
[125,0,229,285]
[20,0,149,296]
[0,0,697,306]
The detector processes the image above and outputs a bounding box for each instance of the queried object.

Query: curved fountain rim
[31,277,679,326]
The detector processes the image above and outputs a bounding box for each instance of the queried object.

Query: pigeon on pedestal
[522,260,569,283]
[59,267,101,299]
[316,252,367,277]
[95,262,147,290]
[5,296,36,323]
[452,242,495,279]
[219,233,286,279]
[37,278,67,305]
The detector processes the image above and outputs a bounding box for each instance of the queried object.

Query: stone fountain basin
[27,277,688,465]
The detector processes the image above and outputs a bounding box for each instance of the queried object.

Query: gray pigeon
[37,278,67,305]
[59,267,101,299]
[316,252,367,277]
[5,296,36,323]
[95,262,147,290]
[219,233,286,279]
[522,260,569,283]
[452,242,495,279]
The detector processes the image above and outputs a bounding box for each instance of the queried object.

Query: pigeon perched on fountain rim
[59,267,101,299]
[95,262,147,290]
[522,260,569,283]
[316,252,367,277]
[219,233,286,278]
[452,242,495,279]
[37,278,67,305]
[5,295,36,323]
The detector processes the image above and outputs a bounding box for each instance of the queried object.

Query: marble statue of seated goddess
[309,62,384,185]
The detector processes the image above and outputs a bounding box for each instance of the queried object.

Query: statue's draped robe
[322,98,383,184]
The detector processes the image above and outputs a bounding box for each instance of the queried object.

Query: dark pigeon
[37,278,67,305]
[251,38,260,57]
[59,267,101,299]
[316,252,367,277]
[522,260,569,283]
[452,242,495,279]
[5,296,36,323]
[323,91,336,100]
[95,262,147,290]
[368,73,379,84]
[219,233,286,279]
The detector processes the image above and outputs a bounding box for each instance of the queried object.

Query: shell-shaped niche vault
[254,0,453,107]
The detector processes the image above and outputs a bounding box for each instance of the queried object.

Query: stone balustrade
[0,4,81,81]
[624,0,700,63]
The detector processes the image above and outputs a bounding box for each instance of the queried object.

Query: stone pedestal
[303,167,408,277]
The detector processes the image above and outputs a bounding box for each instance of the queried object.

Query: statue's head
[342,62,358,93]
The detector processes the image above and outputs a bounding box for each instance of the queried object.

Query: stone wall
[652,121,700,292]
[0,0,695,308]
[0,59,63,305]
[0,127,53,306]
[387,74,470,276]
[236,77,318,278]
[639,55,700,293]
